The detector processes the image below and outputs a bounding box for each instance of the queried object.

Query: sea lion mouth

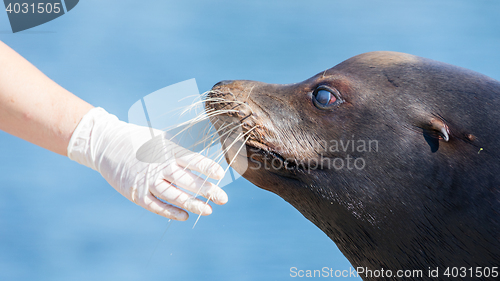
[212,119,304,173]
[245,139,302,171]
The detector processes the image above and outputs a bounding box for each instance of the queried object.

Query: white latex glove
[67,107,227,221]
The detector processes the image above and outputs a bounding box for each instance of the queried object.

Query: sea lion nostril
[212,80,233,89]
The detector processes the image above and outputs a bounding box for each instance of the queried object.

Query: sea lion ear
[419,117,450,153]
[429,118,450,142]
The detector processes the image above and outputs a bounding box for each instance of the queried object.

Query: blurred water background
[1,1,499,280]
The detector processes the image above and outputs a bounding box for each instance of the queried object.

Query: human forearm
[0,41,93,156]
[0,41,228,220]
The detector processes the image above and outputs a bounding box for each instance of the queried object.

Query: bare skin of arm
[0,40,93,156]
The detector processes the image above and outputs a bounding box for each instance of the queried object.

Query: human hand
[67,107,227,221]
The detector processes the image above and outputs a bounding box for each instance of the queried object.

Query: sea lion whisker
[209,100,245,105]
[240,113,252,123]
[212,126,248,163]
[189,126,251,229]
[133,111,237,170]
[149,124,239,219]
[192,128,256,228]
[244,85,255,102]
[175,121,244,180]
[161,109,238,136]
[189,122,241,155]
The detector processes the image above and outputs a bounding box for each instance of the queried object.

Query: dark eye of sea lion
[312,85,343,109]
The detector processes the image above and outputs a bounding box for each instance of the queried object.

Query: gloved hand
[67,107,227,221]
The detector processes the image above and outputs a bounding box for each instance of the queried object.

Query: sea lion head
[205,51,500,274]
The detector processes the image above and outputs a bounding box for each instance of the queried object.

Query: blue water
[1,1,499,280]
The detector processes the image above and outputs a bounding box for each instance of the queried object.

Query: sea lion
[205,51,500,280]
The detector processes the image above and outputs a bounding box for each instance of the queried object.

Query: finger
[141,193,189,221]
[150,179,213,216]
[163,166,228,205]
[172,146,225,180]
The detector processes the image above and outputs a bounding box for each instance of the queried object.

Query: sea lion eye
[312,86,342,109]
[316,90,335,105]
